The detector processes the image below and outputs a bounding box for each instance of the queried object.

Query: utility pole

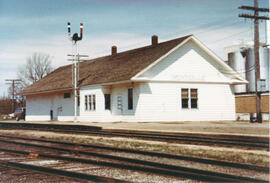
[5,79,22,112]
[67,53,88,121]
[238,0,270,123]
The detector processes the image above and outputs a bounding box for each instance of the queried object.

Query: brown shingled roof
[21,35,191,95]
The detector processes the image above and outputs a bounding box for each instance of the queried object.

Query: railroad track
[85,130,270,149]
[0,160,127,183]
[0,134,268,173]
[0,122,268,150]
[0,134,268,182]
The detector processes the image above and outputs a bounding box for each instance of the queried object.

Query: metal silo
[261,47,269,91]
[226,43,269,94]
[247,48,256,92]
[228,50,247,93]
[246,47,269,92]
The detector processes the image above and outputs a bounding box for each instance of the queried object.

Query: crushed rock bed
[0,163,86,183]
[0,130,268,166]
[0,129,269,182]
[0,151,188,183]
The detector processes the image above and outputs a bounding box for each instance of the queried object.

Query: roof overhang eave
[230,80,249,85]
[20,87,73,96]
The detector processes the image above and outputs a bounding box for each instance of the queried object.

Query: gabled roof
[21,35,192,95]
[132,35,248,84]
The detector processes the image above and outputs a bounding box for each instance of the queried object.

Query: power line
[221,60,259,75]
[88,16,246,56]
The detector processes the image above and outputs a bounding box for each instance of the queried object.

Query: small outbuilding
[21,35,247,122]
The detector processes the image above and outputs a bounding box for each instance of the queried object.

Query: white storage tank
[261,47,269,91]
[246,47,269,92]
[246,48,255,92]
[228,51,247,93]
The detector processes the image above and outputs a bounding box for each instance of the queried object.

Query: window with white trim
[89,95,92,110]
[93,95,96,110]
[190,89,198,109]
[181,88,198,109]
[85,94,96,111]
[85,95,88,110]
[181,89,189,108]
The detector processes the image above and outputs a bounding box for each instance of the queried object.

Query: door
[50,110,53,120]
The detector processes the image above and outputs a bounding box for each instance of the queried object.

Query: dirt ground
[1,120,269,136]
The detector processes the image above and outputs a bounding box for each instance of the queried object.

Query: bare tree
[17,52,54,88]
[0,97,13,114]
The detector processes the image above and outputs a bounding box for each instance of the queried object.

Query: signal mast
[67,22,86,122]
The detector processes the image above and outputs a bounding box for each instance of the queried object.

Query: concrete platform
[1,120,269,137]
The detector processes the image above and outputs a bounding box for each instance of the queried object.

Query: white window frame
[85,95,88,110]
[85,94,96,111]
[181,88,189,109]
[181,88,198,109]
[190,88,198,109]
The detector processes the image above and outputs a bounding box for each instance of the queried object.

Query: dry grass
[0,129,269,167]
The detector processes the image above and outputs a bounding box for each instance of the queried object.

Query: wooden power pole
[238,0,270,123]
[5,79,22,112]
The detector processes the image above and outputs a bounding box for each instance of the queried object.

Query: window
[128,88,133,110]
[89,95,92,110]
[93,95,96,110]
[104,94,111,110]
[85,95,88,110]
[64,93,71,98]
[85,94,96,111]
[191,89,198,109]
[181,88,198,109]
[181,89,189,109]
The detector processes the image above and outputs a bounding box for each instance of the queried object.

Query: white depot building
[21,35,247,122]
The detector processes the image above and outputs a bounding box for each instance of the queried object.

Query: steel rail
[104,129,269,144]
[0,147,267,183]
[85,131,269,149]
[0,122,102,131]
[0,160,129,183]
[0,134,268,173]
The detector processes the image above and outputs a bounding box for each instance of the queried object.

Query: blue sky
[0,0,269,96]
